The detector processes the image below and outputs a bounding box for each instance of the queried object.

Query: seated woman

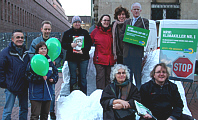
[100,64,141,120]
[140,63,194,120]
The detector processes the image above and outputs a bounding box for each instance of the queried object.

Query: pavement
[0,73,198,120]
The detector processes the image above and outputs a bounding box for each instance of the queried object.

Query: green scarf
[114,79,131,100]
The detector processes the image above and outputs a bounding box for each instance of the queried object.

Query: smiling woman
[59,0,91,16]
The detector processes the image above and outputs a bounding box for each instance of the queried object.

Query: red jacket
[91,26,116,66]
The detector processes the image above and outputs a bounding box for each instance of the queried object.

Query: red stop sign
[173,57,193,77]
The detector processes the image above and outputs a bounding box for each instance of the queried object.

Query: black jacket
[61,27,92,61]
[140,79,184,120]
[0,42,30,95]
[100,82,141,120]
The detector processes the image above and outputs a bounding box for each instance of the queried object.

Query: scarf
[114,79,131,100]
[12,42,25,57]
[112,20,125,60]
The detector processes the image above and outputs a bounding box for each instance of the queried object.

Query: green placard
[123,24,150,46]
[160,28,198,53]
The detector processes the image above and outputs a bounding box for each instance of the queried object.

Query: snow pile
[57,90,103,120]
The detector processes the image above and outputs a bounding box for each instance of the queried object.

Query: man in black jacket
[140,63,194,120]
[61,16,92,95]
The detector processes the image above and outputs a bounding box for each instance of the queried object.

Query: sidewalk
[0,73,63,120]
[0,73,197,120]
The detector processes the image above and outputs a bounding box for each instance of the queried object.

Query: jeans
[2,89,28,120]
[68,60,89,95]
[50,84,55,113]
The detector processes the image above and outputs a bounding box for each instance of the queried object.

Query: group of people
[61,2,194,120]
[101,63,194,120]
[63,2,147,95]
[0,21,59,120]
[0,1,195,120]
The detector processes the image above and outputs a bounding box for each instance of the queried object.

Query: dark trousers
[68,60,89,95]
[30,100,51,120]
[117,55,123,64]
[50,84,55,113]
[95,64,112,90]
[123,57,142,90]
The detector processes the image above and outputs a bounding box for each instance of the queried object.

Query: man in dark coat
[120,2,149,90]
[0,29,30,120]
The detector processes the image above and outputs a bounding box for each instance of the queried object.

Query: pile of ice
[57,90,103,120]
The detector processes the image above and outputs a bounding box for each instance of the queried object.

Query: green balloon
[46,38,61,61]
[31,54,49,76]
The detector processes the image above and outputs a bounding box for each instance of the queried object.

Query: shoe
[50,112,56,120]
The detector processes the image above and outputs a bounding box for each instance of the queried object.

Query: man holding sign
[120,2,149,89]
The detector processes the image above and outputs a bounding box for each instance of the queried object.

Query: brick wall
[0,0,71,33]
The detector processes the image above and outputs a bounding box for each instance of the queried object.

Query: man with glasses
[120,2,149,90]
[0,29,30,120]
[140,63,194,120]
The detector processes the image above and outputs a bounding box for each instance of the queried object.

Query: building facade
[0,0,71,33]
[91,0,198,25]
[68,16,91,32]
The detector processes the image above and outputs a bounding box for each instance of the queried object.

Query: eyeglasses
[155,71,167,74]
[16,36,24,39]
[39,47,47,50]
[132,8,140,11]
[117,72,126,75]
[102,20,110,22]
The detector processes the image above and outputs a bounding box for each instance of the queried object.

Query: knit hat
[72,16,81,24]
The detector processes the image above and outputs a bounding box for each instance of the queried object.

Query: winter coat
[0,42,30,95]
[29,35,45,58]
[100,82,141,120]
[29,35,63,67]
[91,26,116,66]
[26,55,58,101]
[140,79,184,120]
[61,27,92,62]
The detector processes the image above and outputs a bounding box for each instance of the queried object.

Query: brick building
[0,0,71,33]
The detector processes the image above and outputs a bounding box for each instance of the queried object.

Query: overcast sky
[59,0,91,16]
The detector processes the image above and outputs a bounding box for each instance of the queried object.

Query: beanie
[72,16,82,24]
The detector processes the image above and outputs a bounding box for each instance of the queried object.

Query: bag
[114,108,136,120]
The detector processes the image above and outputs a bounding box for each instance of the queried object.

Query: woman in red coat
[91,14,116,90]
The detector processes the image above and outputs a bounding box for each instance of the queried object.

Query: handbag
[114,108,136,119]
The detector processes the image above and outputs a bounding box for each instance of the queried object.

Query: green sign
[123,24,150,46]
[160,28,198,53]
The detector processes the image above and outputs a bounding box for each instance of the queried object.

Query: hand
[119,100,130,109]
[49,79,54,82]
[143,114,152,119]
[113,103,123,109]
[113,99,131,109]
[53,61,56,65]
[71,43,77,48]
[77,50,83,54]
[167,118,173,120]
[73,50,83,54]
[43,76,47,80]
